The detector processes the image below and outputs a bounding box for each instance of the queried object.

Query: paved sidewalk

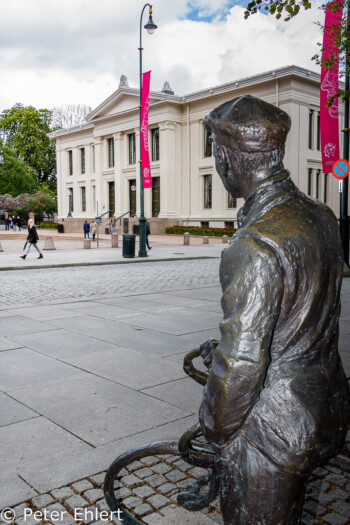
[0,252,349,523]
[0,233,224,271]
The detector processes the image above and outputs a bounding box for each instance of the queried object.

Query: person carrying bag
[20,219,43,260]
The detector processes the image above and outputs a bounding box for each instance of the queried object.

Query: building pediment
[86,87,165,122]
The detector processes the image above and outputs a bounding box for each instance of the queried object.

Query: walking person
[8,216,13,230]
[5,216,9,231]
[83,220,90,239]
[90,219,97,241]
[20,219,43,260]
[17,217,22,231]
[109,215,116,234]
[145,220,152,250]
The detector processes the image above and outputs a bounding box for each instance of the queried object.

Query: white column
[113,132,123,216]
[158,121,177,218]
[94,137,103,214]
[56,140,63,218]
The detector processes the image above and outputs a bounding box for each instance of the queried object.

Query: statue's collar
[237,170,295,228]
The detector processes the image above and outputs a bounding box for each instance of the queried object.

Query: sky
[0,0,325,113]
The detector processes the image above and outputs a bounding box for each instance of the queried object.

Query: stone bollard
[43,237,56,250]
[222,235,229,243]
[203,236,209,244]
[184,232,190,245]
[0,242,3,252]
[84,239,92,249]
[111,233,119,248]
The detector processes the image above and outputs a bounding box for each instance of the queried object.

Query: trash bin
[122,234,136,258]
[133,224,140,235]
[57,224,64,233]
[105,227,110,234]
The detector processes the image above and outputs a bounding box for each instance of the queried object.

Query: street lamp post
[138,4,157,257]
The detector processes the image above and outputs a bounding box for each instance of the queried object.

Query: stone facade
[50,66,346,233]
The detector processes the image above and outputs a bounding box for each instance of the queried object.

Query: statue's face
[213,142,244,199]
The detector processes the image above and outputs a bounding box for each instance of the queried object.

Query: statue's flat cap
[204,95,291,152]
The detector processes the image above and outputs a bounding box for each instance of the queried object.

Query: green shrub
[165,225,237,237]
[40,222,57,229]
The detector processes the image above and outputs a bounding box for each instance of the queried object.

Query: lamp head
[144,6,157,34]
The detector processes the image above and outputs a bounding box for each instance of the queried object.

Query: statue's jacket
[200,172,350,473]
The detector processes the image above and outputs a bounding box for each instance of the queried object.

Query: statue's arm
[199,237,283,447]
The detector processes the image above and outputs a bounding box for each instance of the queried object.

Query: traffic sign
[332,159,350,179]
[95,217,102,224]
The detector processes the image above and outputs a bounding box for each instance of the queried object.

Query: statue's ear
[214,143,229,178]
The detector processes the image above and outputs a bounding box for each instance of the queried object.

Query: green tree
[0,104,56,189]
[0,142,37,196]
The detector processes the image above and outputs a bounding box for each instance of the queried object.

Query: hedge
[165,226,237,237]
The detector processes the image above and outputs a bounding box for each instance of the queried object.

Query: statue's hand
[200,338,219,369]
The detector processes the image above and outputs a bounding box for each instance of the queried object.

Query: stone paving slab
[11,416,197,497]
[0,348,86,392]
[10,375,192,447]
[7,328,116,359]
[0,392,37,427]
[141,378,204,413]
[61,346,187,390]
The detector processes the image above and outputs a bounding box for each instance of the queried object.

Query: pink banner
[320,1,343,172]
[141,70,152,189]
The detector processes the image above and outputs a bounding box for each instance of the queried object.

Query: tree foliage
[244,0,311,21]
[0,104,56,189]
[0,191,56,216]
[0,142,37,196]
[51,104,92,130]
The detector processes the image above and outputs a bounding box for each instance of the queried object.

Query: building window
[308,109,313,150]
[201,221,209,228]
[92,145,95,173]
[80,148,85,174]
[316,169,320,200]
[129,179,136,215]
[107,138,114,168]
[152,177,160,217]
[228,192,237,208]
[203,175,212,209]
[317,112,320,151]
[81,187,86,212]
[308,168,312,196]
[128,133,136,165]
[324,173,328,204]
[68,188,74,213]
[68,150,73,176]
[108,181,115,216]
[225,221,235,229]
[151,128,159,161]
[204,128,212,157]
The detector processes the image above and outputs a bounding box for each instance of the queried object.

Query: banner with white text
[320,1,343,172]
[141,71,152,189]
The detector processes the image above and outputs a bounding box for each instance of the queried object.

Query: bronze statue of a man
[199,95,350,524]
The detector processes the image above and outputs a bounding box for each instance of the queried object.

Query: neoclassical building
[50,66,344,233]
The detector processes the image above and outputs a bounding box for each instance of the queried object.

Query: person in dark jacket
[83,220,90,239]
[20,219,43,259]
[145,220,151,250]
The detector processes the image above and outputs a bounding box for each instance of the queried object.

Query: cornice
[49,65,345,140]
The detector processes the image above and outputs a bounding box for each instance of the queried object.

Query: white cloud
[0,0,325,112]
